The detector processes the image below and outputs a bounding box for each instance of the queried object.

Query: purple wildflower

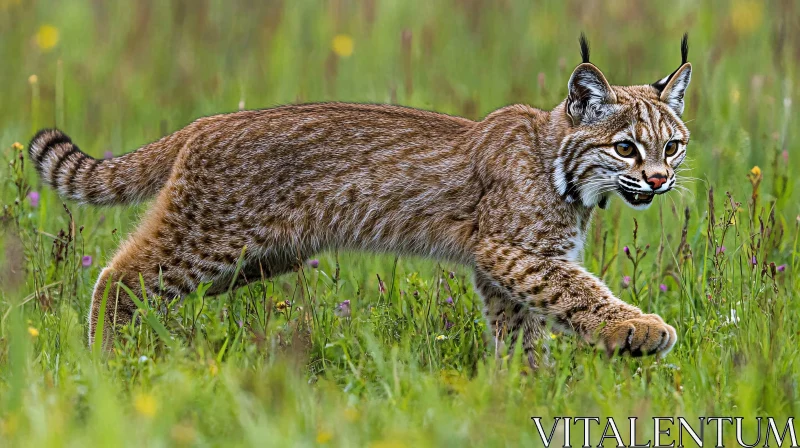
[378,279,386,294]
[621,276,631,289]
[659,284,668,292]
[752,256,758,265]
[335,300,351,318]
[777,264,786,272]
[27,191,40,208]
[444,317,454,330]
[81,255,92,268]
[307,259,319,269]
[623,246,630,255]
[445,296,454,305]
[716,246,726,255]
[104,150,114,160]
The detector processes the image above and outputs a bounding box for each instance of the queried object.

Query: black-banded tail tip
[29,128,72,170]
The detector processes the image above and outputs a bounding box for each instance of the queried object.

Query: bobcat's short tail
[29,129,184,206]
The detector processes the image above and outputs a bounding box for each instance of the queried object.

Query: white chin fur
[626,202,653,211]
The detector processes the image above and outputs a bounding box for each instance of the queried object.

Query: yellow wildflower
[731,88,740,104]
[28,327,39,337]
[343,407,360,422]
[28,74,38,85]
[12,142,23,150]
[35,25,59,51]
[750,166,761,178]
[133,393,157,418]
[316,430,334,444]
[730,1,763,35]
[208,361,219,377]
[435,334,447,341]
[332,34,354,58]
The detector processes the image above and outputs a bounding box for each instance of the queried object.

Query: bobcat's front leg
[475,240,677,357]
[475,270,550,369]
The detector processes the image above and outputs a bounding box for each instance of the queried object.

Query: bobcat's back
[164,103,486,262]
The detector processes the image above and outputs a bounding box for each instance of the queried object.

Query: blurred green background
[1,0,799,446]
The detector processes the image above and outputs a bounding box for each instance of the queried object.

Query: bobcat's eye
[614,141,636,158]
[665,140,679,157]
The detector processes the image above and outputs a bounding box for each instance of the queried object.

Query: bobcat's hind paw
[600,314,677,358]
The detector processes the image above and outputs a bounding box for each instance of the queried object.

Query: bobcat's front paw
[600,314,677,358]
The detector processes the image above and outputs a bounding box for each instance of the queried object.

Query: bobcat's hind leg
[474,271,550,369]
[88,267,136,350]
[89,236,303,348]
[86,212,207,348]
[87,237,186,349]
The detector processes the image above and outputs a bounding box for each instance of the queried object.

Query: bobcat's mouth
[617,188,654,206]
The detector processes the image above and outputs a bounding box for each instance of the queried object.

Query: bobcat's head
[553,34,692,210]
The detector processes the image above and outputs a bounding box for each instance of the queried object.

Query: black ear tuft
[681,33,689,65]
[652,34,691,92]
[579,33,590,64]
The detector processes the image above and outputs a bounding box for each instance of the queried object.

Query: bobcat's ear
[566,63,617,125]
[655,62,692,116]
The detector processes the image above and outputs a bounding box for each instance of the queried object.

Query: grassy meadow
[1,0,799,446]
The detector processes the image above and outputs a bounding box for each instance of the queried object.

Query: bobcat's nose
[644,172,668,190]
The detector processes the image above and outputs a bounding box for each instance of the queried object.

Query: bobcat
[29,35,691,367]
